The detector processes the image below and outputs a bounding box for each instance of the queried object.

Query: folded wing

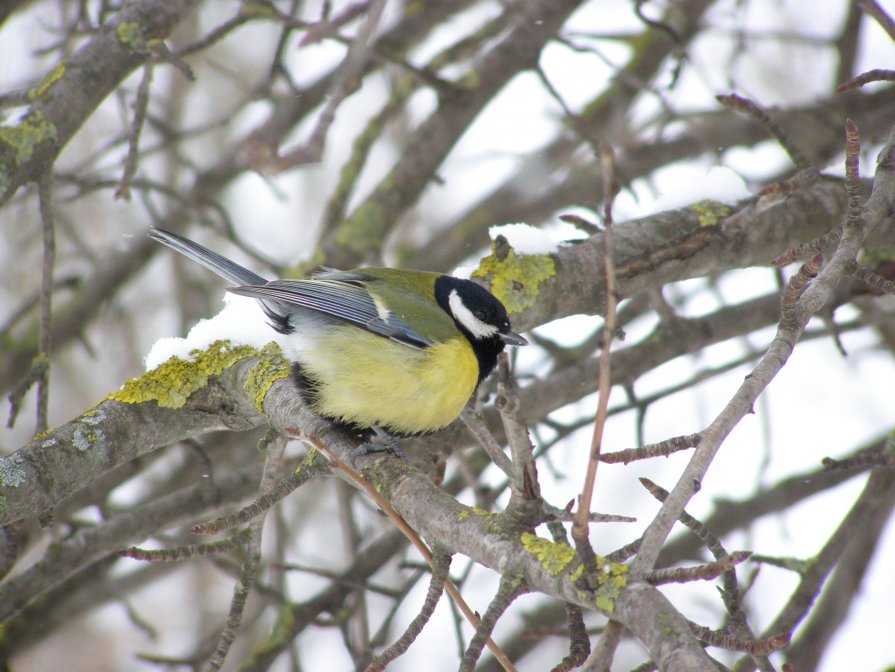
[229,276,433,350]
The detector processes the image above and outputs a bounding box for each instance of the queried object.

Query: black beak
[499,330,528,346]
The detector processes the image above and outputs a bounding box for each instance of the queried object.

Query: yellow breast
[297,328,479,434]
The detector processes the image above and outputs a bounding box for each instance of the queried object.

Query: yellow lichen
[520,532,576,576]
[473,240,555,314]
[595,589,617,614]
[28,63,66,101]
[592,555,629,613]
[457,506,496,522]
[238,2,278,18]
[116,21,143,46]
[293,447,327,476]
[359,458,388,495]
[691,199,731,228]
[245,343,291,413]
[0,110,58,164]
[30,428,52,442]
[403,1,423,17]
[116,20,161,52]
[106,340,258,408]
[518,534,629,612]
[359,455,413,499]
[595,555,629,584]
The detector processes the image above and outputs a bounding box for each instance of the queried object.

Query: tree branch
[0,0,201,204]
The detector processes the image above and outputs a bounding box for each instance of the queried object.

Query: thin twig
[267,0,387,172]
[847,260,895,294]
[639,477,732,565]
[857,0,895,42]
[837,68,895,91]
[300,0,372,45]
[822,449,895,471]
[577,143,621,672]
[771,227,841,267]
[779,254,823,330]
[691,625,790,655]
[572,143,619,559]
[365,553,451,671]
[118,533,248,562]
[749,554,811,574]
[633,0,682,43]
[36,175,56,435]
[458,575,528,672]
[6,357,48,429]
[636,484,770,672]
[205,527,261,672]
[606,539,641,564]
[643,476,771,667]
[116,62,154,200]
[600,433,702,464]
[460,409,514,477]
[496,354,541,511]
[646,551,751,585]
[192,450,330,534]
[175,6,263,57]
[716,93,813,171]
[543,503,635,525]
[205,432,287,672]
[844,119,863,224]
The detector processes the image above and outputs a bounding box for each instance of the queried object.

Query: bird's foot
[350,426,406,467]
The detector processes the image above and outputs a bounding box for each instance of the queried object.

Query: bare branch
[0,0,201,204]
[365,553,452,672]
[857,0,895,42]
[716,93,813,171]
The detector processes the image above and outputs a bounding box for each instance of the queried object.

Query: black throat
[468,336,505,384]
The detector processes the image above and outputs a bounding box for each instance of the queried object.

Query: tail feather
[149,226,293,333]
[149,227,268,287]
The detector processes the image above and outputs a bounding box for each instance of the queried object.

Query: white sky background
[3,0,895,670]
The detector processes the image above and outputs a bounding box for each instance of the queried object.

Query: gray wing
[228,277,433,350]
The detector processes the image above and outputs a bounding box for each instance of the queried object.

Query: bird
[149,227,527,443]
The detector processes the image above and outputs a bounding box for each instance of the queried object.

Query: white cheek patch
[449,289,498,340]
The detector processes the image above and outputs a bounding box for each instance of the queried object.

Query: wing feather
[228,279,433,349]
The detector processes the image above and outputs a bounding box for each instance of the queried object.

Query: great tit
[149,227,527,437]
